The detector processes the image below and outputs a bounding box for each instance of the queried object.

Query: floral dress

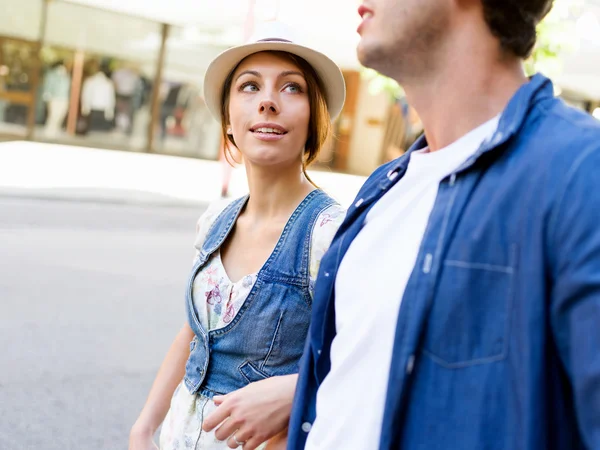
[159,199,345,450]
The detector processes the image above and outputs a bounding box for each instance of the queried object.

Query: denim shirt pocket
[422,248,516,368]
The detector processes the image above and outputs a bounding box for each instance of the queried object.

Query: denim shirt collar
[383,73,554,184]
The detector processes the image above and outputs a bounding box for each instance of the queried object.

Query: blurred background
[0,0,599,449]
[1,0,596,174]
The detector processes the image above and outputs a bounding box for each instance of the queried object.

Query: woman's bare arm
[130,323,194,444]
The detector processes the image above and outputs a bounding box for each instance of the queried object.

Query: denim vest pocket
[239,360,270,383]
[422,258,514,368]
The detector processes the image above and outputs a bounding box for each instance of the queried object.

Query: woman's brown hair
[219,51,332,184]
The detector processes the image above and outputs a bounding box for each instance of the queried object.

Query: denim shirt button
[355,198,364,208]
[449,173,457,186]
[302,422,313,433]
[406,355,415,375]
[423,253,433,274]
[387,169,399,181]
[317,349,322,355]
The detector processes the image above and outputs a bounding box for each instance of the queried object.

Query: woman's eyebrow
[279,70,304,78]
[235,70,261,81]
[236,70,305,81]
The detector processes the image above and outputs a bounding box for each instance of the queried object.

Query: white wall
[45,2,161,63]
[65,0,249,28]
[347,78,391,176]
[0,0,43,41]
[66,0,363,69]
[277,0,362,69]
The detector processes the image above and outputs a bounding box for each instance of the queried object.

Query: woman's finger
[202,402,231,432]
[226,428,253,449]
[214,417,241,442]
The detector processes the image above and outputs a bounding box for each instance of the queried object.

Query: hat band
[256,38,293,43]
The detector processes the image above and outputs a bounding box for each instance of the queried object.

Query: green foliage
[525,0,580,77]
[361,68,404,100]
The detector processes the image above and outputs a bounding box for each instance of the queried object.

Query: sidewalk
[0,141,367,208]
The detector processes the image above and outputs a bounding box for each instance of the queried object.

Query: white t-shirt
[305,117,499,450]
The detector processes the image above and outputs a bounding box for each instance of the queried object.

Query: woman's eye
[284,83,302,93]
[241,82,258,92]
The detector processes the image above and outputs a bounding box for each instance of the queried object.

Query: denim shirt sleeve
[547,140,600,448]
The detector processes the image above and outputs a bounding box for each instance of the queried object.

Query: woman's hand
[202,374,297,449]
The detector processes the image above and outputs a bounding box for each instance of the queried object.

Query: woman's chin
[243,148,299,169]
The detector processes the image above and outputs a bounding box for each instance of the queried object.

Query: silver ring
[233,434,245,447]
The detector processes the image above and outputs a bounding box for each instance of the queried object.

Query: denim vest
[184,189,336,398]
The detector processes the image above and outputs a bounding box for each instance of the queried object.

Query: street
[0,197,208,450]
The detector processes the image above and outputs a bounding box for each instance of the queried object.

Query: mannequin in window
[112,63,141,135]
[42,60,72,138]
[159,82,196,142]
[81,64,115,132]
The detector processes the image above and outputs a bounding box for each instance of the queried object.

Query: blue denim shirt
[184,190,336,398]
[289,74,600,450]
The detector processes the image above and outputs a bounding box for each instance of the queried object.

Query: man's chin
[356,41,372,68]
[357,41,384,73]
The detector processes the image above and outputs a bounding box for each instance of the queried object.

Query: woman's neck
[243,161,315,220]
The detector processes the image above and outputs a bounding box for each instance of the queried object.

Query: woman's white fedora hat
[203,22,346,123]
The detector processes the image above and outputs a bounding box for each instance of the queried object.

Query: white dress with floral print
[159,198,345,450]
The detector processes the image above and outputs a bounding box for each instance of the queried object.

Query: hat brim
[203,41,346,124]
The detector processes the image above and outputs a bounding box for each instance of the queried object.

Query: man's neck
[401,36,528,152]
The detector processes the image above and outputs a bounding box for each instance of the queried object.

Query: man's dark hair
[481,0,554,58]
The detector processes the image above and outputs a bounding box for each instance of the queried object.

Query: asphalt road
[0,197,208,450]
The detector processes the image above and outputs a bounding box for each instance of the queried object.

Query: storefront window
[0,38,39,137]
[40,1,160,150]
[156,26,228,160]
[0,0,43,137]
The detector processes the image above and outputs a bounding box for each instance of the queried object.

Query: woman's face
[227,52,310,169]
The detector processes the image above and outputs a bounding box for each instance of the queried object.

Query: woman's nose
[258,98,279,114]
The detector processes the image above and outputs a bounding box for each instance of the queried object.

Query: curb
[0,187,211,209]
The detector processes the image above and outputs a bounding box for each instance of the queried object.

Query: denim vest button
[302,422,313,433]
[324,272,330,278]
[317,349,322,355]
[406,354,415,375]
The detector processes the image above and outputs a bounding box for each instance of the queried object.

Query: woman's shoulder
[193,197,239,251]
[311,202,346,246]
[308,203,346,289]
[315,202,346,225]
